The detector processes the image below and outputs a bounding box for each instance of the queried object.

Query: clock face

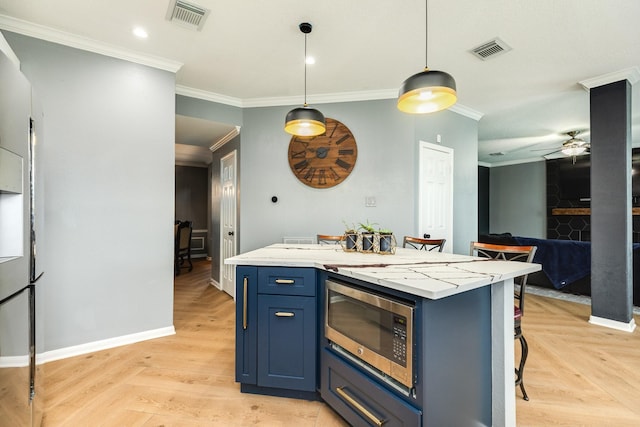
[287,118,358,188]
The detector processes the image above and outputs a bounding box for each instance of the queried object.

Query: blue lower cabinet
[257,294,316,391]
[235,266,258,384]
[321,349,422,427]
[235,266,318,396]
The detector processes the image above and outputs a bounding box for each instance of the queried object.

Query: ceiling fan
[532,130,590,161]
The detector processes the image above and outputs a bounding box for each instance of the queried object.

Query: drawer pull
[275,279,295,284]
[274,311,295,317]
[243,277,248,330]
[335,386,385,427]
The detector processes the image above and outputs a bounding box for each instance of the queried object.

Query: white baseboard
[589,315,637,332]
[209,278,221,290]
[39,326,176,364]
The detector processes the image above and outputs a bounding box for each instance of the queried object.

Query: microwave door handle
[335,386,385,427]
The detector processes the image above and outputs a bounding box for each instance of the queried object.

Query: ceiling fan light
[397,69,457,114]
[284,106,326,136]
[561,145,587,156]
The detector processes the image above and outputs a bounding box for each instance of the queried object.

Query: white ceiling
[1,0,639,166]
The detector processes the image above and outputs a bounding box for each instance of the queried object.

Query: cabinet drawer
[257,267,316,296]
[321,349,422,427]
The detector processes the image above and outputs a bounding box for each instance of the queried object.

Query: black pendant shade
[397,68,457,114]
[284,22,326,137]
[284,105,326,137]
[397,0,457,114]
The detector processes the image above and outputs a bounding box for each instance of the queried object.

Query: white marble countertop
[225,244,541,300]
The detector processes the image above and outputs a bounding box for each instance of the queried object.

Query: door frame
[418,141,453,252]
[219,150,237,298]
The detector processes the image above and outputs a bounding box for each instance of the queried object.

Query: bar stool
[470,241,537,401]
[317,234,345,245]
[403,236,446,252]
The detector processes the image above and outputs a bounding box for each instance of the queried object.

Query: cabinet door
[257,295,316,391]
[235,266,257,384]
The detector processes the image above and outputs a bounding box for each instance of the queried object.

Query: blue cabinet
[235,266,257,384]
[321,349,422,427]
[235,266,317,395]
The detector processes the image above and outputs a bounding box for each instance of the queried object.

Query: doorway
[418,141,453,253]
[220,150,237,298]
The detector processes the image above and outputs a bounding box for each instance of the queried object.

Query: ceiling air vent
[166,0,210,31]
[471,38,512,60]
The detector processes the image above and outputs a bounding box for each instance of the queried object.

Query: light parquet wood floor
[42,259,640,426]
[516,293,640,426]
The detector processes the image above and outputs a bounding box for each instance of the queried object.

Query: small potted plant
[359,220,377,252]
[342,221,358,251]
[378,227,396,254]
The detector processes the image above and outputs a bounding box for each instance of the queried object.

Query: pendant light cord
[424,0,429,68]
[304,32,308,106]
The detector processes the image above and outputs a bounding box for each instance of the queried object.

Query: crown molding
[579,66,640,91]
[210,126,241,152]
[177,83,484,121]
[482,156,546,168]
[176,85,243,108]
[0,14,182,73]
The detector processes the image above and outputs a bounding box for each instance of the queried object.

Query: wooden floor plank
[42,259,640,426]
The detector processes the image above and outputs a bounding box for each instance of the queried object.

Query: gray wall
[489,161,546,238]
[4,32,176,351]
[239,99,478,255]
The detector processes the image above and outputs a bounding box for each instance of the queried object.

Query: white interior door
[220,150,237,298]
[418,141,453,253]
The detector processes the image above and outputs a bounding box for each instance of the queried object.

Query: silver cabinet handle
[335,386,384,427]
[275,279,295,284]
[243,277,248,330]
[274,312,295,317]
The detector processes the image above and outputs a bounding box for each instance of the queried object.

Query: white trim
[176,83,484,121]
[579,66,640,90]
[588,315,637,332]
[39,326,175,364]
[483,157,547,168]
[176,84,243,107]
[210,126,240,152]
[0,14,182,73]
[478,161,492,167]
[209,278,222,290]
[0,354,29,367]
[0,31,20,68]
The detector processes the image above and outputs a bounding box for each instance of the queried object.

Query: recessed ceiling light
[305,56,315,65]
[133,27,148,39]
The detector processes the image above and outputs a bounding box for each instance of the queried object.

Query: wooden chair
[470,241,537,401]
[175,220,193,275]
[402,236,446,252]
[317,234,345,245]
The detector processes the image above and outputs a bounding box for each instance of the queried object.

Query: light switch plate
[365,196,376,207]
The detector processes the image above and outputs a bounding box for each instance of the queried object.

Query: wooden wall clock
[287,118,358,188]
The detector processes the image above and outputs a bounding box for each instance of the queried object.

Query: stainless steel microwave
[325,279,415,389]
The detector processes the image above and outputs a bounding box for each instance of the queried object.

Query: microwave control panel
[392,315,407,366]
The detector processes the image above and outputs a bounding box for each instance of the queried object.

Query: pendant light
[285,22,326,136]
[397,0,457,114]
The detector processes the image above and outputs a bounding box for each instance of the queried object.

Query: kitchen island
[226,244,540,427]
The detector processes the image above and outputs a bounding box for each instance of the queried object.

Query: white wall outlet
[365,196,376,207]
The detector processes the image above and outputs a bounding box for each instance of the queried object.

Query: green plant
[378,228,393,234]
[358,220,378,233]
[342,220,357,233]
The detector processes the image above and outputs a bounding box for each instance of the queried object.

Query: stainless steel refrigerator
[0,48,44,427]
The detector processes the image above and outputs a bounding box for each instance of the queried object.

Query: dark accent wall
[546,151,640,242]
[478,166,490,237]
[546,159,591,241]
